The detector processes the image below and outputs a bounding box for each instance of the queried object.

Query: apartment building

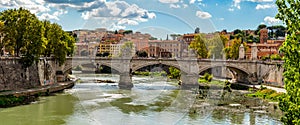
[148,40,182,58]
[121,32,151,51]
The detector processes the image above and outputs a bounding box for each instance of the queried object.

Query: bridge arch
[199,64,251,83]
[199,64,250,75]
[131,60,190,74]
[64,59,124,74]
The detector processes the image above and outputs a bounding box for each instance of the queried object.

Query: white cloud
[158,0,179,3]
[218,18,224,21]
[118,19,139,25]
[170,4,180,8]
[228,8,235,11]
[233,0,241,9]
[0,0,69,20]
[196,10,212,19]
[39,13,58,20]
[0,0,50,14]
[38,9,67,20]
[78,1,156,30]
[248,0,273,2]
[189,0,196,4]
[256,4,276,9]
[230,0,274,10]
[183,4,188,8]
[79,1,156,21]
[264,16,280,24]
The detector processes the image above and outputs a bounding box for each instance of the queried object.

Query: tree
[206,34,226,59]
[123,30,133,35]
[0,8,48,67]
[41,21,75,65]
[233,29,243,35]
[276,0,300,124]
[136,50,148,57]
[189,34,208,58]
[168,66,180,79]
[119,41,134,57]
[21,18,46,67]
[0,8,75,67]
[255,24,267,35]
[0,21,5,55]
[0,8,41,57]
[224,38,247,59]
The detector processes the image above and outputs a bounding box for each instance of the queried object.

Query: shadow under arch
[199,64,251,84]
[131,59,190,75]
[70,62,122,75]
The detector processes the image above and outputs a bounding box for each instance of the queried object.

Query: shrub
[270,54,282,60]
[269,92,284,101]
[260,89,276,95]
[203,73,213,82]
[261,56,270,61]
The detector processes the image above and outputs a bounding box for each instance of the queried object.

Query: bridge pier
[180,74,199,89]
[118,73,133,89]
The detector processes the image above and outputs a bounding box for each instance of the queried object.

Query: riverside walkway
[0,81,75,97]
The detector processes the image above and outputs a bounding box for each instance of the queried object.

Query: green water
[0,74,282,125]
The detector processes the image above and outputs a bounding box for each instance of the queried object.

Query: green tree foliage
[119,41,134,57]
[0,8,75,67]
[224,38,247,59]
[255,24,267,35]
[43,21,75,65]
[233,29,243,35]
[0,21,5,55]
[189,34,208,58]
[0,8,40,57]
[136,50,148,57]
[168,66,180,79]
[270,54,281,60]
[268,25,287,38]
[203,73,213,82]
[123,30,133,35]
[276,0,300,124]
[206,34,226,59]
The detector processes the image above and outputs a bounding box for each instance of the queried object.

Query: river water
[0,74,282,125]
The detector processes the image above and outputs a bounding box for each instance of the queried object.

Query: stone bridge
[55,57,284,89]
[0,57,284,90]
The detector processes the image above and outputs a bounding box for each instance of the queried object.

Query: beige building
[121,32,151,51]
[148,40,182,58]
[99,42,120,57]
[73,29,107,43]
[98,42,135,57]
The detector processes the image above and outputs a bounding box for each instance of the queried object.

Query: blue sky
[0,0,283,39]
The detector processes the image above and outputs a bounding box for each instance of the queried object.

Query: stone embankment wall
[0,62,40,91]
[0,58,57,91]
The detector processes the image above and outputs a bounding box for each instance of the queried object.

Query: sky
[0,0,283,39]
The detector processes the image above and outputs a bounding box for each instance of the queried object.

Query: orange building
[245,28,285,59]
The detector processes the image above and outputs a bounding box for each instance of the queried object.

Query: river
[0,74,282,125]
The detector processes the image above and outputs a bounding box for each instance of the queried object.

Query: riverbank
[0,81,75,108]
[193,80,284,121]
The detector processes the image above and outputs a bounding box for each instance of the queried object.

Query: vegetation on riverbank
[0,95,37,108]
[247,87,284,102]
[198,73,213,83]
[168,66,180,79]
